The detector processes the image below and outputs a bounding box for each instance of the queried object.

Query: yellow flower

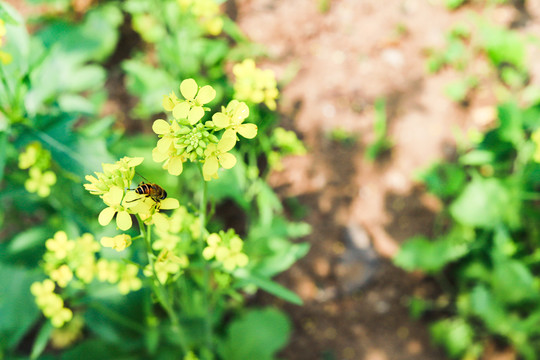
[117,264,142,295]
[212,100,257,144]
[46,231,75,260]
[202,232,248,271]
[202,136,236,181]
[96,259,120,283]
[98,187,135,231]
[50,265,74,288]
[25,167,56,197]
[100,234,132,251]
[172,79,216,125]
[233,59,279,110]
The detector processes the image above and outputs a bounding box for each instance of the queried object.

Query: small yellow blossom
[212,100,257,144]
[50,265,74,288]
[25,166,56,197]
[100,234,133,251]
[96,259,120,284]
[30,279,73,328]
[117,264,142,295]
[203,231,248,271]
[98,186,135,231]
[46,231,76,260]
[202,136,237,181]
[172,78,216,125]
[233,59,279,110]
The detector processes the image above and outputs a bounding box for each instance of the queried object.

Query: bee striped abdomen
[135,182,167,202]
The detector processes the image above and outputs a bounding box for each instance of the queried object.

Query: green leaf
[0,131,6,182]
[417,162,466,199]
[0,263,41,350]
[445,0,466,10]
[219,308,291,360]
[430,318,474,358]
[394,235,468,273]
[480,22,526,70]
[459,150,494,165]
[3,226,49,265]
[122,59,176,118]
[62,339,136,360]
[449,177,520,229]
[497,102,524,147]
[233,269,303,305]
[30,321,54,360]
[491,258,537,305]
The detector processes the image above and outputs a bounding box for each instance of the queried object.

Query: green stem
[136,215,181,333]
[197,164,213,356]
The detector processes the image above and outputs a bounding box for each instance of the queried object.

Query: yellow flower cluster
[19,142,56,198]
[233,59,279,110]
[153,79,257,181]
[202,230,248,271]
[31,279,73,327]
[0,19,12,64]
[178,0,223,35]
[144,249,189,284]
[50,314,84,349]
[31,231,146,328]
[84,157,179,231]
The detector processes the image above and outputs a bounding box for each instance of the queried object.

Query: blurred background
[1,0,540,359]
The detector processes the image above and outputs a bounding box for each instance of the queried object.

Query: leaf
[491,258,537,305]
[497,102,524,147]
[0,263,41,350]
[394,235,468,273]
[122,59,177,118]
[417,162,466,199]
[30,321,54,360]
[459,150,494,165]
[3,226,49,265]
[233,269,303,305]
[219,308,291,360]
[479,22,526,70]
[445,0,466,10]
[430,318,474,358]
[0,131,7,183]
[449,177,520,229]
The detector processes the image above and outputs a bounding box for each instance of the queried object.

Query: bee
[127,174,167,206]
[134,182,167,203]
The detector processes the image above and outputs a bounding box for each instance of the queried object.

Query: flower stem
[136,215,181,334]
[197,164,213,356]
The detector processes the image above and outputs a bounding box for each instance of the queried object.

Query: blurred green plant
[426,17,534,104]
[395,101,540,359]
[365,98,392,161]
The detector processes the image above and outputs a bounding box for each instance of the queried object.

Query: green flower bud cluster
[153,79,258,181]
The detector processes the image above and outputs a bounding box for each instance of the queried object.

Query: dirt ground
[235,0,540,359]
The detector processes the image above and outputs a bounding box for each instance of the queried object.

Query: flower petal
[168,156,184,176]
[219,153,237,169]
[116,211,133,231]
[160,198,179,210]
[152,213,169,231]
[233,102,249,122]
[212,112,230,129]
[180,78,197,100]
[157,137,173,153]
[172,102,190,119]
[237,123,257,139]
[196,85,216,104]
[98,207,116,226]
[188,106,205,125]
[103,186,124,206]
[203,157,219,178]
[152,119,170,134]
[218,135,236,152]
[152,147,168,162]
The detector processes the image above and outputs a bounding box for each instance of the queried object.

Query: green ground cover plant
[0,1,309,359]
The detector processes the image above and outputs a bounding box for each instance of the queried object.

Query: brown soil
[235,0,540,359]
